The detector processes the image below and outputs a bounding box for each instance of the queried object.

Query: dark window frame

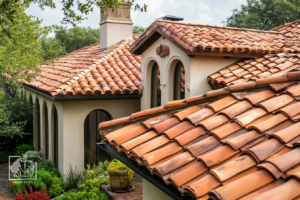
[173,61,185,100]
[151,62,161,108]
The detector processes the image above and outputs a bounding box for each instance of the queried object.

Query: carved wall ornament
[156,44,170,57]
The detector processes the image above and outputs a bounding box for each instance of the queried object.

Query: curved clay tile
[112,125,147,146]
[206,96,238,112]
[197,114,229,131]
[211,122,242,139]
[182,174,220,198]
[247,179,300,200]
[174,127,206,146]
[103,124,138,143]
[150,152,195,176]
[173,105,202,121]
[164,100,187,109]
[151,117,180,134]
[243,89,276,105]
[98,116,130,130]
[210,170,275,200]
[266,147,300,173]
[222,130,262,151]
[258,94,294,112]
[286,84,300,96]
[142,113,175,129]
[220,100,252,119]
[233,108,267,126]
[244,138,284,162]
[277,101,300,118]
[163,121,194,139]
[257,162,283,179]
[186,136,220,157]
[265,120,294,135]
[141,142,182,166]
[245,114,274,129]
[210,155,257,182]
[185,108,214,124]
[271,122,300,143]
[248,113,288,133]
[120,130,158,151]
[285,164,300,180]
[168,161,208,187]
[130,106,168,120]
[197,145,238,167]
[130,135,170,157]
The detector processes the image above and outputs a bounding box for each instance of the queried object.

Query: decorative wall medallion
[156,44,170,57]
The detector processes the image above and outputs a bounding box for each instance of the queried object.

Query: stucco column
[143,179,174,200]
[46,101,53,162]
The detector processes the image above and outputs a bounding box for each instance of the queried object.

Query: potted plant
[108,160,134,191]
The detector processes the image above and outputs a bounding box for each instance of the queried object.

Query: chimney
[100,3,133,50]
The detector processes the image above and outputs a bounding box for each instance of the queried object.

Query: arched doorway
[53,106,59,166]
[84,110,111,166]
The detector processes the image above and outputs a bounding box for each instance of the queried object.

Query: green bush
[38,159,56,171]
[79,161,109,191]
[57,188,108,200]
[49,177,64,197]
[108,160,134,183]
[63,164,82,191]
[14,143,34,156]
[23,150,44,162]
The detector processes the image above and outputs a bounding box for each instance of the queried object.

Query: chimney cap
[159,15,184,21]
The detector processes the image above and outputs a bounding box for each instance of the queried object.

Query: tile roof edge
[98,70,300,131]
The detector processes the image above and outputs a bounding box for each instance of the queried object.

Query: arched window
[36,100,41,150]
[53,106,59,166]
[84,110,111,167]
[173,61,185,100]
[151,62,161,108]
[44,102,49,158]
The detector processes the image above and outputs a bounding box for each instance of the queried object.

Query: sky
[25,0,248,36]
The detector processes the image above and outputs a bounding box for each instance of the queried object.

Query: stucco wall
[61,98,140,171]
[141,36,191,110]
[25,88,140,173]
[190,56,240,97]
[140,36,241,110]
[143,179,174,200]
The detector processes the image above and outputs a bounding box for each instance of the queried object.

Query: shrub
[9,181,24,195]
[57,188,108,200]
[63,165,82,191]
[49,177,64,198]
[23,150,44,162]
[15,186,50,200]
[14,143,34,156]
[79,161,109,191]
[38,159,56,171]
[108,160,134,183]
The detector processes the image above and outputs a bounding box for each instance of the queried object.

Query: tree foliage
[133,25,145,34]
[225,0,300,30]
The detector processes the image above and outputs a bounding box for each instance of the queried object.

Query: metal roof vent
[159,15,184,21]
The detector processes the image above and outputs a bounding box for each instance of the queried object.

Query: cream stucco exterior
[140,36,241,110]
[25,88,140,173]
[143,179,174,200]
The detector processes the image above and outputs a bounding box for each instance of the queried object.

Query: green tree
[133,25,145,34]
[225,0,300,30]
[41,35,66,61]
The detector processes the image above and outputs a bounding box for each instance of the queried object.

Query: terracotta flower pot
[108,170,132,190]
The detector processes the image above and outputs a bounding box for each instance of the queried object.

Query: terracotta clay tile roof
[130,19,300,56]
[24,39,142,96]
[272,19,300,38]
[99,70,300,200]
[207,53,300,88]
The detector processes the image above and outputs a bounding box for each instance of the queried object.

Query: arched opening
[53,106,59,166]
[84,109,111,166]
[43,102,49,158]
[151,62,161,108]
[173,61,185,100]
[35,99,41,150]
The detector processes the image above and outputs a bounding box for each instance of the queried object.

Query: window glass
[174,61,185,100]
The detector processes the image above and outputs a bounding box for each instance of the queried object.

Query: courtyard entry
[84,109,112,166]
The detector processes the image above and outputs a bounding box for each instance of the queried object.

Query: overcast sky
[25,0,247,36]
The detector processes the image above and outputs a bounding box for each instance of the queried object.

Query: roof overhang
[131,28,262,58]
[23,85,142,101]
[97,142,193,200]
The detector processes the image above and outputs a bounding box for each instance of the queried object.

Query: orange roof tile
[272,19,300,38]
[130,20,300,57]
[24,39,142,97]
[99,73,300,199]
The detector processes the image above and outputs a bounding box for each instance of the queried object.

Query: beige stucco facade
[143,179,174,200]
[25,88,140,173]
[140,36,241,110]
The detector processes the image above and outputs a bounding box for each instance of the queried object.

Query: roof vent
[159,15,184,21]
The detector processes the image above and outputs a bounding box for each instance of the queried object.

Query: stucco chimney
[100,3,133,50]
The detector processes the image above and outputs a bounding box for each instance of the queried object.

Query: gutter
[97,142,194,200]
[23,85,142,101]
